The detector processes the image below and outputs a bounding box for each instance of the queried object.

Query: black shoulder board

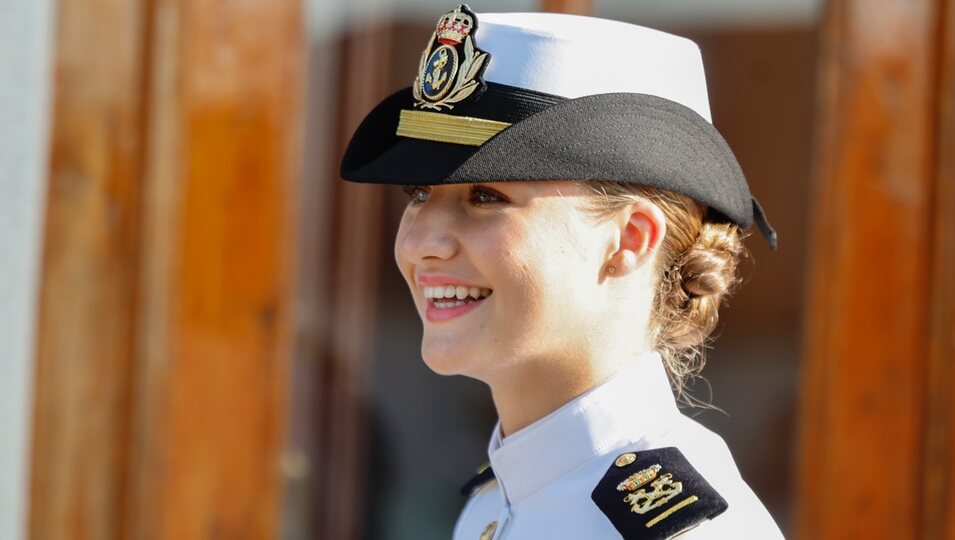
[591,447,728,539]
[460,464,495,497]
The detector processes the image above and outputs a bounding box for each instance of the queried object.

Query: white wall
[0,0,56,538]
[322,0,821,28]
[594,0,820,27]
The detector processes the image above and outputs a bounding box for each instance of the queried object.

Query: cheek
[488,219,596,314]
[393,213,417,290]
[393,211,411,262]
[520,220,602,319]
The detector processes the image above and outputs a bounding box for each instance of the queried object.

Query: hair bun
[678,223,744,301]
[658,222,745,363]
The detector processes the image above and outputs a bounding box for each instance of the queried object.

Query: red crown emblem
[436,6,473,45]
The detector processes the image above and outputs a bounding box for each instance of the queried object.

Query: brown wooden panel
[128,1,303,539]
[309,23,390,539]
[796,0,943,538]
[923,1,955,537]
[540,0,592,15]
[29,0,149,537]
[33,0,303,538]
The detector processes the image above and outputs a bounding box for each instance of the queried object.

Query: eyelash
[471,187,506,205]
[402,185,507,206]
[403,186,430,205]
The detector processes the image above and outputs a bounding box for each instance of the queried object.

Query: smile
[422,285,493,322]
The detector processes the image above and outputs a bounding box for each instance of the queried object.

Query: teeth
[422,284,493,300]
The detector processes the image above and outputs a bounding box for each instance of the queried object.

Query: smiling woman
[341,5,781,539]
[396,182,626,390]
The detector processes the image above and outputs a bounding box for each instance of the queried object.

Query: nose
[395,200,459,266]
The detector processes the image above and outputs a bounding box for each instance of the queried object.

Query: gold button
[615,452,637,467]
[479,520,498,540]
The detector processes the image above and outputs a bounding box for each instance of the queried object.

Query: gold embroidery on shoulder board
[623,473,684,515]
[645,495,699,528]
[616,464,661,492]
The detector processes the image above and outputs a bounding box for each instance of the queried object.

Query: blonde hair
[582,182,747,402]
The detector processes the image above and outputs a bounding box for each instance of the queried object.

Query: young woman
[341,6,783,539]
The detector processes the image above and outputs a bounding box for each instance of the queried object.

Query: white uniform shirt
[452,352,784,539]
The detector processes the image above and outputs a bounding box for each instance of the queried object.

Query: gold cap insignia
[412,4,489,111]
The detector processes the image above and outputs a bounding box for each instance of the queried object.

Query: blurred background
[2,0,952,539]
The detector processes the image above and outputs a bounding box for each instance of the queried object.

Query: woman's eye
[471,187,506,205]
[402,186,430,205]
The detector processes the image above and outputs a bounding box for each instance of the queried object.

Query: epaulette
[591,447,728,539]
[459,463,495,497]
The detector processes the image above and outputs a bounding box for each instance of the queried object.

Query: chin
[420,338,481,377]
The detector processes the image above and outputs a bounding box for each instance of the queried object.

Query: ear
[606,199,666,276]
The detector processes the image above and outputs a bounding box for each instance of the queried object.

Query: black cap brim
[341,86,777,248]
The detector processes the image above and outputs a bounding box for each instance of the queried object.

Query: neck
[486,282,656,438]
[487,348,646,438]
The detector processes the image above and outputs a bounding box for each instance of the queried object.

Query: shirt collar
[487,351,680,504]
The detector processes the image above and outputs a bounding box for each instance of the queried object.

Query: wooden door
[797,0,955,538]
[30,0,303,538]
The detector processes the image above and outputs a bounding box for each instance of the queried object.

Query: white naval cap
[340,5,778,248]
[477,12,713,122]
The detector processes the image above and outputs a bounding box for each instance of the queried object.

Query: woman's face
[394,181,619,381]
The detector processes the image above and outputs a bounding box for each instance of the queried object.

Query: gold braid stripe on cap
[396,109,511,146]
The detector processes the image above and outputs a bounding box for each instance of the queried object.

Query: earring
[608,266,616,274]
